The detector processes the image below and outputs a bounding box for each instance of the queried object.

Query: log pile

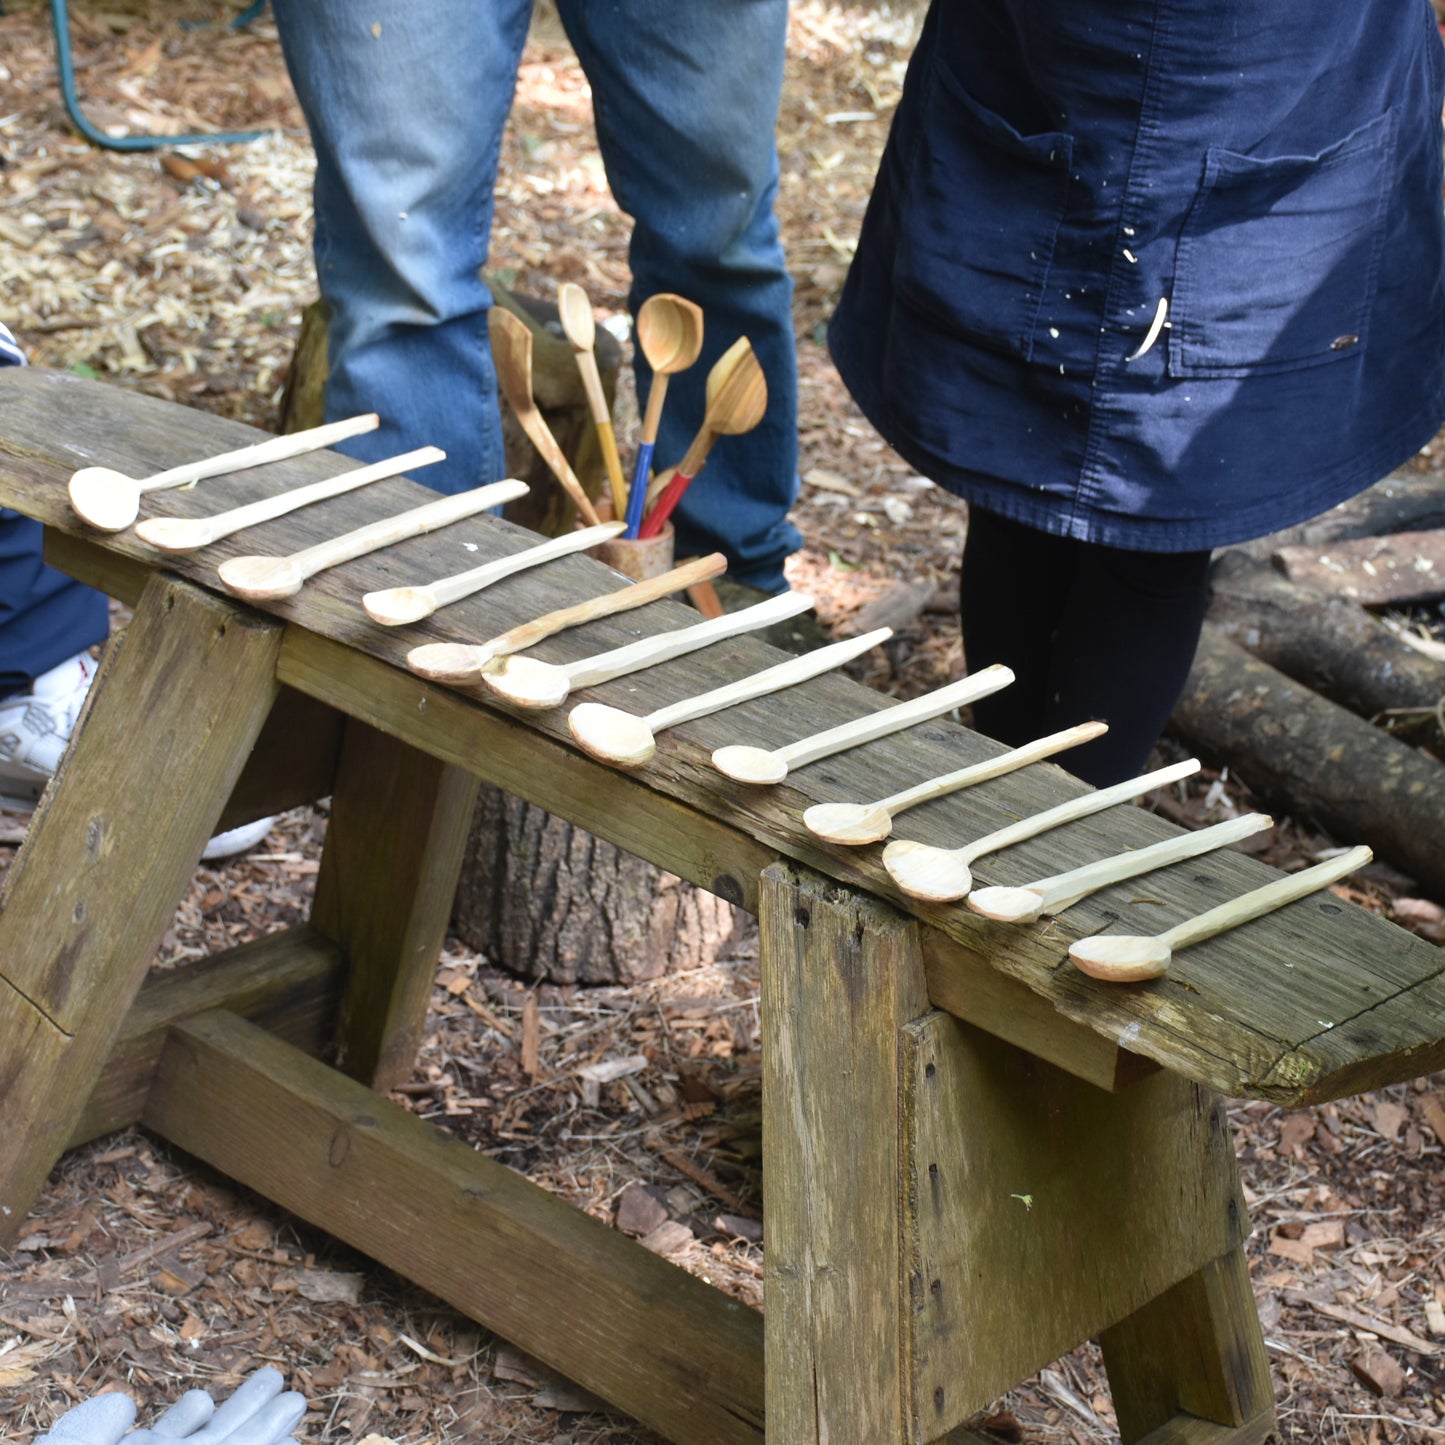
[1170,475,1445,900]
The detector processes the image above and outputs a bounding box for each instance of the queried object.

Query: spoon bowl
[800,799,895,845]
[217,554,306,600]
[482,655,572,710]
[569,701,657,767]
[961,884,1049,923]
[627,294,705,536]
[710,744,789,785]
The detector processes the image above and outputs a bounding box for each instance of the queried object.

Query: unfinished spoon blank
[710,664,1013,785]
[1068,844,1372,983]
[217,478,528,602]
[802,721,1108,846]
[881,757,1201,904]
[483,591,816,710]
[405,551,728,683]
[68,413,380,533]
[568,626,893,769]
[967,812,1274,923]
[135,446,445,553]
[362,521,624,626]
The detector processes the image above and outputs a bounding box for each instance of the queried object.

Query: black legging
[959,507,1213,788]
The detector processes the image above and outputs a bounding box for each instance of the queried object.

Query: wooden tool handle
[425,522,623,610]
[1030,813,1274,914]
[776,664,1013,769]
[139,446,445,551]
[564,591,815,689]
[638,463,699,539]
[142,413,380,492]
[647,627,892,732]
[1160,844,1372,952]
[287,478,528,579]
[875,721,1108,816]
[961,757,1201,863]
[472,552,729,668]
[512,409,604,529]
[639,374,670,448]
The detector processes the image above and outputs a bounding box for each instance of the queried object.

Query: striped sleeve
[0,322,26,368]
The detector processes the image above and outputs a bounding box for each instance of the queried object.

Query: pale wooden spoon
[711,664,1013,785]
[68,413,380,533]
[135,446,445,553]
[405,552,727,683]
[217,478,528,601]
[558,282,627,521]
[489,306,603,527]
[802,721,1108,846]
[882,757,1201,903]
[1069,844,1372,983]
[568,626,893,768]
[483,591,816,710]
[625,294,704,537]
[362,521,623,626]
[968,812,1274,923]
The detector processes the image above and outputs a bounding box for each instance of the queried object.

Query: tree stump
[280,281,739,984]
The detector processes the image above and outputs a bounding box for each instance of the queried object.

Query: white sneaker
[0,652,96,811]
[0,650,277,861]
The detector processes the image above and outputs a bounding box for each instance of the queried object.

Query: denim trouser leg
[561,0,800,591]
[270,0,531,495]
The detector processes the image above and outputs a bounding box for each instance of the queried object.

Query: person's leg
[270,0,532,494]
[559,0,801,591]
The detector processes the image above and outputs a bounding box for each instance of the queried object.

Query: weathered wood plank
[902,1016,1242,1437]
[311,719,479,1089]
[144,1009,764,1445]
[71,927,343,1148]
[760,861,928,1443]
[1133,1415,1279,1445]
[0,575,282,1241]
[1100,1248,1277,1443]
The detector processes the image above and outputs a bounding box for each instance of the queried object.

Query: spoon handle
[624,440,655,539]
[284,479,528,581]
[416,551,729,681]
[512,407,604,529]
[774,664,1014,770]
[140,413,380,493]
[572,350,628,519]
[959,757,1201,864]
[564,591,815,689]
[1158,844,1372,953]
[422,521,624,611]
[646,627,892,733]
[873,721,1109,816]
[139,446,445,552]
[1028,813,1274,915]
[639,456,707,539]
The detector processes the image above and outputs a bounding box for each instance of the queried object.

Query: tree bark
[1169,624,1445,898]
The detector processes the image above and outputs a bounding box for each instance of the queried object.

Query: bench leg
[1100,1244,1280,1444]
[0,575,282,1242]
[760,860,929,1442]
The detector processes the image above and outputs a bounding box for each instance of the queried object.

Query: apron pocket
[1168,111,1396,379]
[893,57,1073,362]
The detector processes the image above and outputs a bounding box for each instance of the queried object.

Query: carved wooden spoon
[558,282,627,520]
[1069,844,1372,983]
[882,757,1201,903]
[135,446,445,553]
[626,294,704,537]
[217,478,528,601]
[711,664,1013,785]
[68,413,380,532]
[568,627,892,768]
[968,812,1274,923]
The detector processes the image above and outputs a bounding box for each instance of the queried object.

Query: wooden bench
[2,366,1441,1444]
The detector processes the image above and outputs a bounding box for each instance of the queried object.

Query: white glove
[36,1367,305,1445]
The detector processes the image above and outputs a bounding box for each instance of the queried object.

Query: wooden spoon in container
[558,282,627,521]
[711,665,1013,785]
[135,446,445,553]
[625,294,704,537]
[968,812,1274,923]
[490,306,603,527]
[882,757,1201,904]
[1069,844,1372,983]
[406,552,727,683]
[802,721,1108,846]
[217,478,527,601]
[69,413,380,533]
[363,521,623,626]
[483,591,815,710]
[568,627,892,769]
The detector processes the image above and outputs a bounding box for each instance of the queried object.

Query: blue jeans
[271,0,801,593]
